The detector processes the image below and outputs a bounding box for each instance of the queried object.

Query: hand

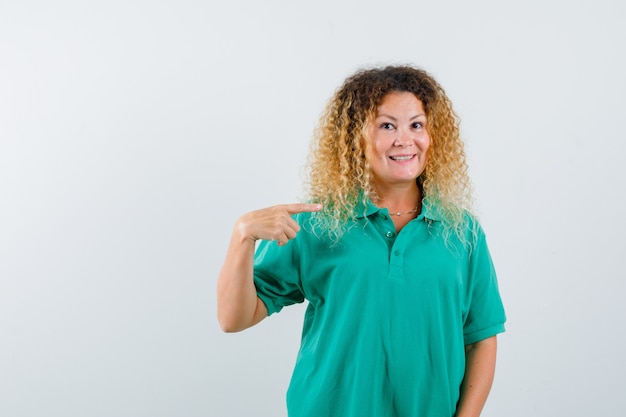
[236,203,323,246]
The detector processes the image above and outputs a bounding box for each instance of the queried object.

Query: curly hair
[305,65,473,244]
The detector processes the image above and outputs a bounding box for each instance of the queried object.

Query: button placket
[388,243,404,280]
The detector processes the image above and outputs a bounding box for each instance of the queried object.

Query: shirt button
[394,250,400,256]
[381,215,388,220]
[385,231,394,238]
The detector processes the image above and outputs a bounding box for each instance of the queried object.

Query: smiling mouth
[389,155,415,161]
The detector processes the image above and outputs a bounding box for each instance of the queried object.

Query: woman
[217,65,506,417]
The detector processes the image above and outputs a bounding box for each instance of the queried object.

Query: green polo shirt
[253,200,506,417]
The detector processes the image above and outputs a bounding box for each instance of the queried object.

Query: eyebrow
[376,113,427,121]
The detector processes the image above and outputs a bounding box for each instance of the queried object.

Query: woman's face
[367,91,430,189]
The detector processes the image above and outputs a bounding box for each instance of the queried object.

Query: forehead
[375,91,425,115]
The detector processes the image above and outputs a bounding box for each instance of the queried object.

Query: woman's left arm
[455,336,498,417]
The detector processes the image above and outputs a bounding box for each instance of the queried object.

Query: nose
[393,129,413,147]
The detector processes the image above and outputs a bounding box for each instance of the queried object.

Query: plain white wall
[1,0,624,416]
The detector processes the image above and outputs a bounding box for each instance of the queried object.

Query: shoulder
[425,202,487,256]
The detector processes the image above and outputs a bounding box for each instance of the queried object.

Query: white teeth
[390,155,414,161]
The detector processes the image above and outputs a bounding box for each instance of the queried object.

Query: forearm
[456,336,498,417]
[216,225,266,332]
[217,204,321,332]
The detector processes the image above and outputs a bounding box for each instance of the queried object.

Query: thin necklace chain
[388,206,419,216]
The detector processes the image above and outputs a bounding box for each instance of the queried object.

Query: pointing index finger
[284,203,323,214]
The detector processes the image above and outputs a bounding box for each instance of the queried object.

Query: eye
[412,122,423,129]
[380,122,395,130]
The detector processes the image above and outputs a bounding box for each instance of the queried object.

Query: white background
[1,1,624,416]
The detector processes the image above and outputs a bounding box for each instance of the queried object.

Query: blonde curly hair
[305,65,473,243]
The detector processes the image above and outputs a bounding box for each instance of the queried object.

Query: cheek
[371,140,388,160]
[420,134,431,153]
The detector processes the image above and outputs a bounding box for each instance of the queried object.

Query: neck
[374,183,421,211]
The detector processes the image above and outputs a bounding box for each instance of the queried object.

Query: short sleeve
[463,224,506,345]
[253,238,305,316]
